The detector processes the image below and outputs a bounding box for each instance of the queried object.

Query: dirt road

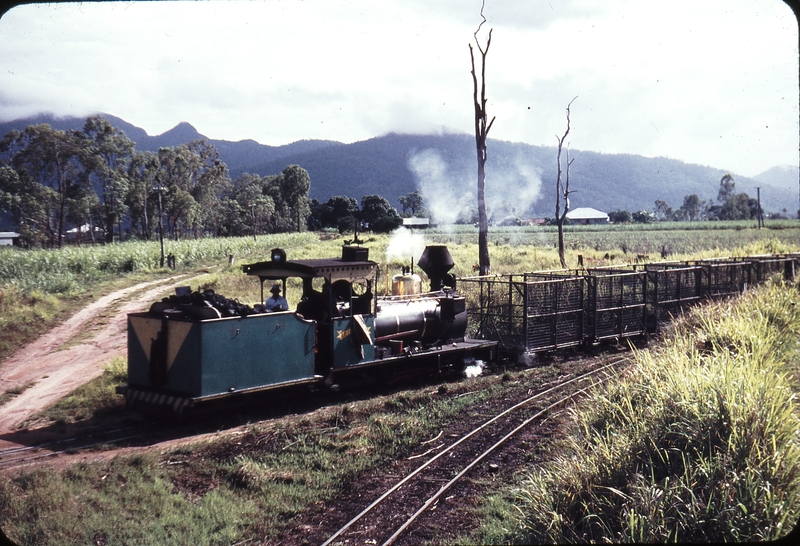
[0,275,202,434]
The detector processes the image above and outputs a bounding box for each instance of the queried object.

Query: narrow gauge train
[117,247,798,415]
[117,245,499,415]
[459,252,799,357]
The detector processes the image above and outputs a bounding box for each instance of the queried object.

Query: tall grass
[512,278,800,543]
[425,224,800,260]
[0,232,317,295]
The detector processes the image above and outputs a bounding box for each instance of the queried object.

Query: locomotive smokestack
[418,245,456,291]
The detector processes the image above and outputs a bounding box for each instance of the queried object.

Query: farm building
[402,217,431,228]
[566,207,609,225]
[0,232,20,246]
[66,224,103,241]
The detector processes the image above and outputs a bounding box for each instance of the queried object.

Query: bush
[513,279,800,543]
[608,209,633,224]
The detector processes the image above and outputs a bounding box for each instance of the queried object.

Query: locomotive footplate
[330,338,499,377]
[116,375,324,415]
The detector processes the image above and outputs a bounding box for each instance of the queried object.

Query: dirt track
[0,275,202,434]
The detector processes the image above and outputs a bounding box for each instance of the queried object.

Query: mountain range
[1,113,797,219]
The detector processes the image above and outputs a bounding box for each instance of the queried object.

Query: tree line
[606,174,766,225]
[0,116,407,248]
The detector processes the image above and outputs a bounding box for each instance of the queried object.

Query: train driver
[265,283,289,312]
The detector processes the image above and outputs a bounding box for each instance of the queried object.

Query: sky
[0,0,797,178]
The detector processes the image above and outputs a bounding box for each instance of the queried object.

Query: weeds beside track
[320,358,627,546]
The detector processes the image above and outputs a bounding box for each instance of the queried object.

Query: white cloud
[0,0,796,177]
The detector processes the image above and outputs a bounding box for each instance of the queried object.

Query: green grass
[0,233,319,365]
[423,222,800,265]
[497,278,800,543]
[2,227,800,544]
[0,380,37,408]
[0,372,527,546]
[0,232,318,295]
[18,357,129,429]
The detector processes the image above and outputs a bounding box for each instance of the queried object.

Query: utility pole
[251,203,257,242]
[756,186,762,229]
[157,180,165,267]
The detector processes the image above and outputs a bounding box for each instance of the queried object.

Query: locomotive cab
[242,246,380,375]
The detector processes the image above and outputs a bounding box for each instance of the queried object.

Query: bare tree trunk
[470,7,495,276]
[555,97,578,269]
[87,208,96,246]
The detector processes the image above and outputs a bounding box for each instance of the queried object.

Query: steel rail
[0,426,139,459]
[320,358,625,546]
[381,380,609,546]
[0,427,144,471]
[0,435,144,470]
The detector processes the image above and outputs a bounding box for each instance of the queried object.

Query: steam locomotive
[117,245,499,415]
[117,242,798,415]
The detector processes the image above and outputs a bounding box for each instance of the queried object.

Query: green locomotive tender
[118,245,498,415]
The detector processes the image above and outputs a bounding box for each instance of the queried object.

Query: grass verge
[485,278,800,543]
[17,357,129,430]
[0,381,37,409]
[0,366,557,546]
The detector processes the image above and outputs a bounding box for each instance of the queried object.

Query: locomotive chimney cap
[417,245,455,276]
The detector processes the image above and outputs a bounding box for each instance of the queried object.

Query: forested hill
[0,113,341,180]
[1,113,796,216]
[248,132,796,217]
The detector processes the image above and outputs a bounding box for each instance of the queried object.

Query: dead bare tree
[555,96,578,269]
[470,4,495,276]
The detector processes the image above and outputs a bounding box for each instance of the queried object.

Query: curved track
[0,425,144,471]
[321,358,625,546]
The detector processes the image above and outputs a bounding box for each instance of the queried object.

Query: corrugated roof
[565,207,608,219]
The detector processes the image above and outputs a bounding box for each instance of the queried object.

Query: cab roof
[242,248,377,283]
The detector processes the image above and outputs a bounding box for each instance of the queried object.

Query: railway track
[0,426,145,471]
[321,358,626,546]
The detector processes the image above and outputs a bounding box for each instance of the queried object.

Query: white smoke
[385,227,426,262]
[407,149,473,225]
[487,156,543,222]
[407,148,543,225]
[464,358,486,378]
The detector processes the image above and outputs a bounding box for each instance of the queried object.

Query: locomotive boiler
[117,244,498,414]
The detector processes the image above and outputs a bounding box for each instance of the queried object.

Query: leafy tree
[155,146,196,240]
[632,210,654,223]
[221,173,276,237]
[184,140,230,237]
[654,199,673,222]
[65,174,100,244]
[680,194,702,222]
[280,165,311,231]
[307,195,360,233]
[80,116,135,242]
[398,189,426,217]
[717,174,736,203]
[718,192,759,221]
[608,209,633,224]
[125,151,159,239]
[264,165,310,233]
[154,141,230,239]
[307,198,325,231]
[0,124,86,247]
[0,165,53,247]
[359,194,402,233]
